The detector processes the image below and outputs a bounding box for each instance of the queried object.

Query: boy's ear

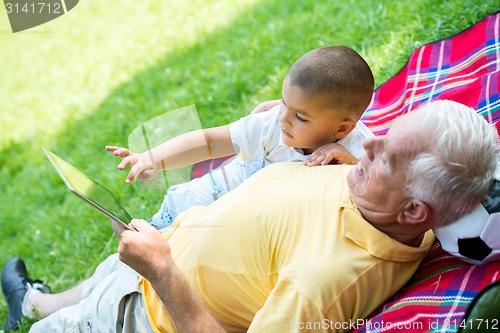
[334,120,357,139]
[397,199,432,225]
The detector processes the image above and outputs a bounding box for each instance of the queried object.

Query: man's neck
[383,227,425,247]
[358,208,428,247]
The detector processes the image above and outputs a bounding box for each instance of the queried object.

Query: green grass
[0,0,498,329]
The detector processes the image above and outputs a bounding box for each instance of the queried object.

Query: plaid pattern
[362,11,500,135]
[352,12,500,333]
[351,242,500,333]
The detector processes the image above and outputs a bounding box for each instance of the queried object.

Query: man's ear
[397,199,432,225]
[334,120,356,139]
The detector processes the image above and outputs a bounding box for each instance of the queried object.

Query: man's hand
[117,219,170,282]
[304,143,359,166]
[105,146,158,184]
[117,219,227,332]
[250,99,282,114]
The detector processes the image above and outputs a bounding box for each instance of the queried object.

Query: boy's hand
[304,143,359,166]
[106,145,158,183]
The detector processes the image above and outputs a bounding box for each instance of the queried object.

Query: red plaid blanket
[352,12,500,333]
[351,242,500,333]
[363,11,500,136]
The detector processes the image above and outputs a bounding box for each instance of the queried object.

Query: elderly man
[2,100,498,332]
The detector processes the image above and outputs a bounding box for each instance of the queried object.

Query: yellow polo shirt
[139,163,434,332]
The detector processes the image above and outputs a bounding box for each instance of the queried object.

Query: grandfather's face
[347,112,431,221]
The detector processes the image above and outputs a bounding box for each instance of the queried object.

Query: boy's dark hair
[287,46,374,119]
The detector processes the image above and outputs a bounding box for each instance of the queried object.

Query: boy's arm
[304,143,359,166]
[110,125,234,183]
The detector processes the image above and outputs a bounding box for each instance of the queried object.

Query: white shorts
[29,254,153,333]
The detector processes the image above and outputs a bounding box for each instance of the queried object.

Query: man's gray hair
[406,100,498,226]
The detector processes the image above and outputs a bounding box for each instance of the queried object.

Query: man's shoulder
[262,162,355,177]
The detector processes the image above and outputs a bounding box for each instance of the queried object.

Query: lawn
[0,0,498,330]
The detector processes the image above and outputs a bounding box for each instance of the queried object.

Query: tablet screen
[44,148,132,226]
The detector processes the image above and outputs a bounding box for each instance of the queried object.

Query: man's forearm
[116,220,227,332]
[149,258,227,333]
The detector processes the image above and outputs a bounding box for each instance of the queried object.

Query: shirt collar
[340,188,435,262]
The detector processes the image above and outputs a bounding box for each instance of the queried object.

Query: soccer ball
[433,179,500,265]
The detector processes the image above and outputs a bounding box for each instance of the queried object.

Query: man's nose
[363,137,379,161]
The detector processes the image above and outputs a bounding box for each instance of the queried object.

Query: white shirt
[229,105,373,164]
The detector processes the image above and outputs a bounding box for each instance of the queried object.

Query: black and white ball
[434,179,500,265]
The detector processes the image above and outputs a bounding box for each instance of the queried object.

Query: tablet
[43,148,134,231]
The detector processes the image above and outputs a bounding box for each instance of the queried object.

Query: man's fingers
[130,219,155,232]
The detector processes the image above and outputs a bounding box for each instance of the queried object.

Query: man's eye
[381,154,390,166]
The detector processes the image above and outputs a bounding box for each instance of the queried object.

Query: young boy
[107,45,374,229]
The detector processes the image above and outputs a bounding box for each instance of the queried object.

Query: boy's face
[279,77,350,153]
